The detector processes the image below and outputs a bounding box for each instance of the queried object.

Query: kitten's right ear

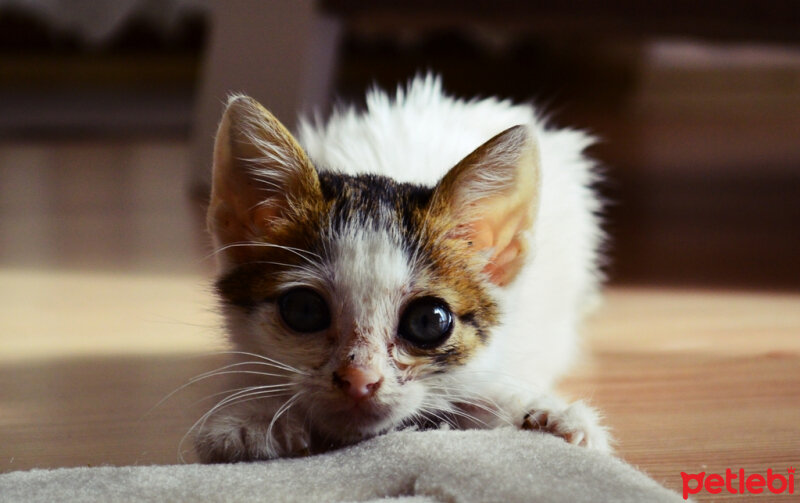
[208,95,321,265]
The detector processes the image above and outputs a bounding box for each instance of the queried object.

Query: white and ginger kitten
[196,75,610,462]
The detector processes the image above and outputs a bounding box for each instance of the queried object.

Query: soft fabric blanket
[0,428,683,502]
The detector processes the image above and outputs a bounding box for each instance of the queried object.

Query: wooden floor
[0,140,798,501]
[565,289,800,500]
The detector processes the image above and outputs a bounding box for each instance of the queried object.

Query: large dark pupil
[399,297,454,348]
[278,288,330,333]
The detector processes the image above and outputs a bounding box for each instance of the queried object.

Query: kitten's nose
[333,366,383,400]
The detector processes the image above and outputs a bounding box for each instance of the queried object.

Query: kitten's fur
[196,75,610,462]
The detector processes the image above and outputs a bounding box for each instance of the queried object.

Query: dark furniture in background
[2,0,798,289]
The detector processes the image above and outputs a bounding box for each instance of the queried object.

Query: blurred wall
[1,1,798,289]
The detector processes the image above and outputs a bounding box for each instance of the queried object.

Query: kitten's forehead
[317,171,435,343]
[316,172,424,328]
[328,225,410,331]
[317,171,432,249]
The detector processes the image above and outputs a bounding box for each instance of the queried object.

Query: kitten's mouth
[316,396,395,434]
[341,398,389,421]
[307,403,396,453]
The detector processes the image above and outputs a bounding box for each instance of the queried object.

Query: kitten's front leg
[194,401,309,463]
[457,391,612,453]
[518,394,612,453]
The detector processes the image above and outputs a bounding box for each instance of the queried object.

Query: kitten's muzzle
[332,366,383,400]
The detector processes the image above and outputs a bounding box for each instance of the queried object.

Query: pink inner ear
[453,221,493,249]
[456,199,532,286]
[454,220,525,287]
[484,239,523,286]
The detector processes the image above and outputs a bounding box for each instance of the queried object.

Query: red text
[681,467,794,499]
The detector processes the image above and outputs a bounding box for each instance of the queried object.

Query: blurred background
[1,0,798,288]
[1,0,799,473]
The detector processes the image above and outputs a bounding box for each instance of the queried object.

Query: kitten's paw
[521,400,612,453]
[195,413,308,463]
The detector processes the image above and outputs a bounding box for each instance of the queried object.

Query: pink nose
[334,366,383,400]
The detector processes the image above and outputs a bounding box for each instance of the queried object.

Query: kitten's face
[216,172,499,440]
[208,96,539,444]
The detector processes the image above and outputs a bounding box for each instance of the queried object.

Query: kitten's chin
[306,397,403,443]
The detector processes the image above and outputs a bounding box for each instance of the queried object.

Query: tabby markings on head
[208,94,540,398]
[217,167,500,371]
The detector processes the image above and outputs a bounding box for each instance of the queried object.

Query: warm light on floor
[0,267,224,362]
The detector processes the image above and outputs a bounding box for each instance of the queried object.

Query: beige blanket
[0,428,684,502]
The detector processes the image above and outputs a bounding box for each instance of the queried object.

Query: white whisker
[143,352,303,423]
[189,384,293,407]
[191,361,302,382]
[266,392,304,457]
[208,351,307,375]
[178,387,294,463]
[188,369,295,384]
[416,403,459,429]
[205,241,321,264]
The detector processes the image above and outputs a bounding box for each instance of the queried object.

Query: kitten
[195,75,610,463]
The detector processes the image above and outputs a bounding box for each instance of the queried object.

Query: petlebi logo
[681,467,795,500]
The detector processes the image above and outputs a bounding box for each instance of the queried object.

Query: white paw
[521,399,612,453]
[195,413,309,463]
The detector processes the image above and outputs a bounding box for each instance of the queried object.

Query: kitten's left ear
[431,125,541,286]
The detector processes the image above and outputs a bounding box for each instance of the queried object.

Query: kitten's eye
[398,297,454,348]
[278,288,331,333]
